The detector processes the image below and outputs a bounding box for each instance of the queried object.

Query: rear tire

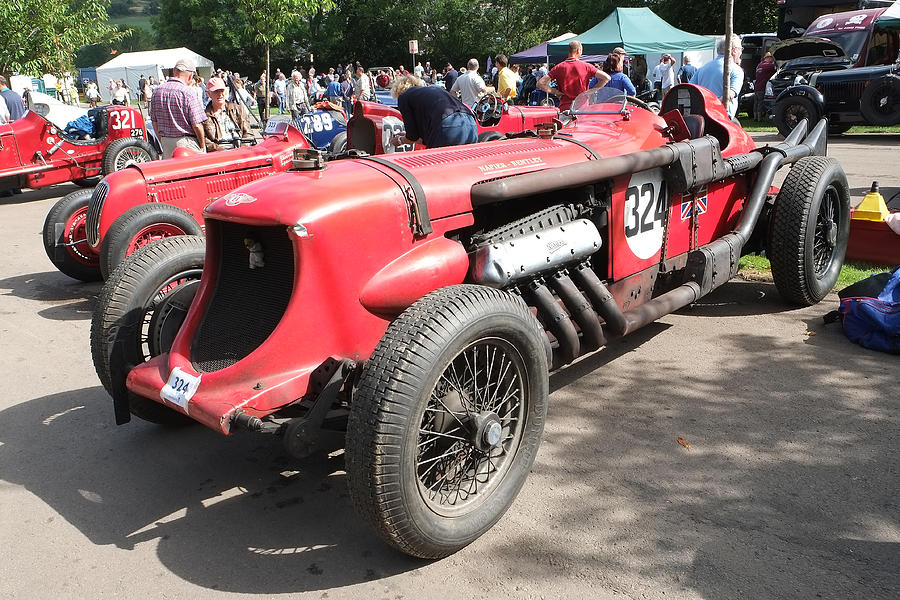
[73,177,100,188]
[774,95,819,138]
[91,235,205,425]
[346,285,548,558]
[859,75,900,126]
[99,203,203,279]
[328,131,347,153]
[476,130,505,143]
[827,122,853,135]
[42,188,102,281]
[767,156,850,305]
[101,137,158,175]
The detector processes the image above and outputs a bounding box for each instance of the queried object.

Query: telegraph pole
[723,0,734,111]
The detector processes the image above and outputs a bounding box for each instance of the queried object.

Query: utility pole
[723,0,734,111]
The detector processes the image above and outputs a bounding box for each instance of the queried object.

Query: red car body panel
[127,85,758,434]
[0,107,147,190]
[88,125,309,251]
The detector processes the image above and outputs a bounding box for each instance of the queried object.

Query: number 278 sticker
[623,168,668,260]
[160,367,201,412]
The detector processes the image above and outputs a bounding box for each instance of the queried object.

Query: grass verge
[739,254,892,290]
[738,117,900,134]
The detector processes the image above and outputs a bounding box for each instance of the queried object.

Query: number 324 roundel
[623,169,667,260]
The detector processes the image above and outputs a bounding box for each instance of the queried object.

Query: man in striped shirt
[150,57,207,157]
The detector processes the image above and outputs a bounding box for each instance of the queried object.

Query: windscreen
[570,87,628,112]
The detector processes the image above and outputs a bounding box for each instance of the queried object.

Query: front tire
[90,235,205,425]
[42,188,102,281]
[774,95,819,138]
[101,137,158,175]
[99,203,203,279]
[767,156,850,305]
[346,285,549,559]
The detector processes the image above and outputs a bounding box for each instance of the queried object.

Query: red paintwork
[0,107,147,191]
[127,222,189,256]
[127,84,758,434]
[88,125,309,253]
[63,205,98,267]
[846,211,900,265]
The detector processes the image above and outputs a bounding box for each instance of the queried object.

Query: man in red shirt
[537,40,610,111]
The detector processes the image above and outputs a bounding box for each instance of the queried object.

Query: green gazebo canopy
[547,7,715,57]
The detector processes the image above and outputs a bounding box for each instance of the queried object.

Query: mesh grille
[820,80,866,104]
[86,181,108,247]
[190,222,295,373]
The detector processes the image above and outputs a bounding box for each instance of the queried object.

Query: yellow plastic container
[853,181,890,222]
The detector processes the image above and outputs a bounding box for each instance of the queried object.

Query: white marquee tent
[95,47,214,101]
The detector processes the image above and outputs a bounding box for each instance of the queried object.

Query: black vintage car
[768,7,900,136]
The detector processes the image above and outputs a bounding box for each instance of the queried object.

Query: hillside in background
[108,0,157,32]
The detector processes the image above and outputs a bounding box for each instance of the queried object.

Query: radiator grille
[190,222,295,373]
[819,80,866,105]
[85,180,108,247]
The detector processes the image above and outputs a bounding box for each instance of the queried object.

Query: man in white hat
[202,77,252,152]
[150,56,207,157]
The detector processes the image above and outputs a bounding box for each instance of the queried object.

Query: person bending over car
[202,77,252,152]
[390,74,478,148]
[538,40,609,111]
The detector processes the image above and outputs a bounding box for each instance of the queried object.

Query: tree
[0,0,123,77]
[235,0,336,120]
[649,0,778,35]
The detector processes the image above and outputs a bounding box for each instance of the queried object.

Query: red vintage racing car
[42,121,308,281]
[1,104,157,195]
[93,84,849,558]
[45,98,556,282]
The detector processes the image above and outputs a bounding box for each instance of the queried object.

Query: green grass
[738,116,900,134]
[109,15,153,31]
[738,254,892,290]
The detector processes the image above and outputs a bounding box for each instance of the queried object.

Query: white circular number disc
[623,168,666,260]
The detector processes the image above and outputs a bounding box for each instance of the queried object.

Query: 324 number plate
[160,367,201,411]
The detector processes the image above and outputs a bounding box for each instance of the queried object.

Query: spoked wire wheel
[347,285,549,559]
[417,337,527,516]
[812,185,841,277]
[114,145,153,170]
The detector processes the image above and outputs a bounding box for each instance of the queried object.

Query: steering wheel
[474,92,504,126]
[624,95,652,111]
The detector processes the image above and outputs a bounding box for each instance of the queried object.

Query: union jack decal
[680,187,708,221]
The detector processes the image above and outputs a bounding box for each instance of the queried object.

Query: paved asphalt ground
[0,133,897,599]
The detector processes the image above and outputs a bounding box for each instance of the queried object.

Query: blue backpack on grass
[835,266,900,354]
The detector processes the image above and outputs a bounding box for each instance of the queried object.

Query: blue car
[291,103,349,153]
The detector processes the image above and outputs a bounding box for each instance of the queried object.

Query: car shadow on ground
[0,184,84,206]
[488,290,898,599]
[0,270,101,321]
[675,278,804,318]
[0,387,423,594]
